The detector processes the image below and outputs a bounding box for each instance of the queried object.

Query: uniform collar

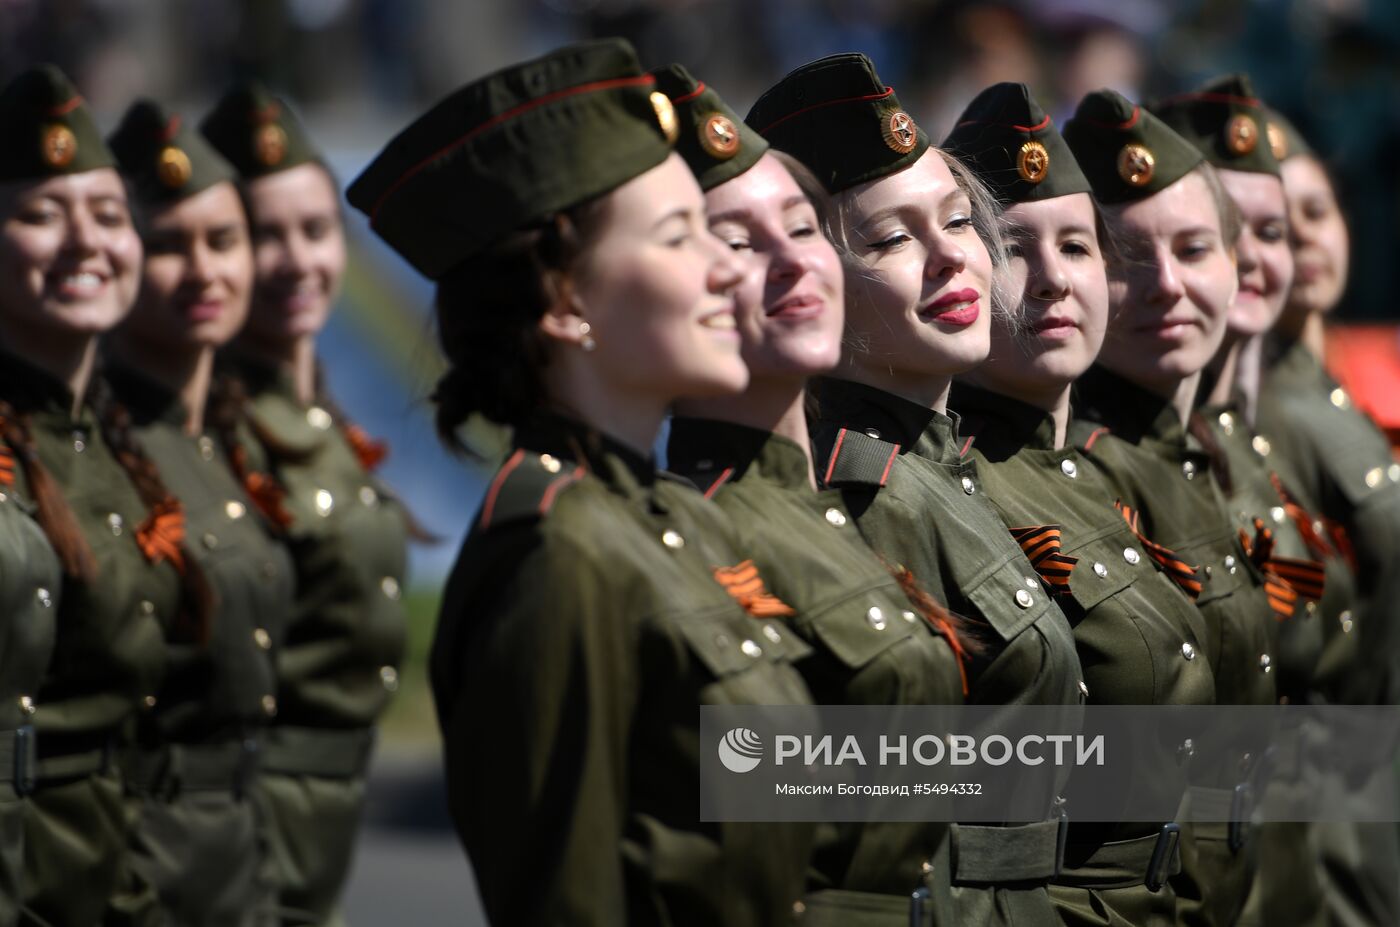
[219,349,299,404]
[0,350,82,417]
[1073,364,1186,445]
[667,417,810,491]
[105,364,189,429]
[513,411,656,494]
[1263,333,1330,388]
[948,382,1058,459]
[809,376,963,461]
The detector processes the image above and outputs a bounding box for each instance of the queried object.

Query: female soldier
[200,82,411,925]
[0,65,178,927]
[943,82,1215,926]
[1061,89,1277,927]
[106,99,295,926]
[345,39,815,926]
[655,64,969,925]
[748,53,1084,927]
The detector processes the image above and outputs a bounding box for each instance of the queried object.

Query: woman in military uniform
[200,82,411,926]
[942,82,1216,926]
[1060,89,1279,927]
[346,39,816,926]
[0,66,179,927]
[104,99,296,927]
[747,53,1084,927]
[655,64,970,926]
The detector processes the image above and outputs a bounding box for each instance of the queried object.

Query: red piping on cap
[370,74,658,223]
[756,86,896,135]
[49,95,84,117]
[671,81,706,105]
[954,113,1051,133]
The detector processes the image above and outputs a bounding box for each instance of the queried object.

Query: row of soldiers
[350,39,1399,927]
[0,68,412,925]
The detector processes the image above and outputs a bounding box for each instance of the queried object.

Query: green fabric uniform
[222,357,407,927]
[668,418,965,925]
[807,376,1083,927]
[431,415,815,925]
[952,383,1216,927]
[1070,365,1277,927]
[0,459,60,927]
[106,366,294,927]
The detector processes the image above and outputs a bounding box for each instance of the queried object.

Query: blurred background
[3,0,1398,922]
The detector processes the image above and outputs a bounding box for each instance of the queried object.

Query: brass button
[1181,461,1196,480]
[824,507,847,528]
[740,639,763,659]
[1259,654,1272,673]
[1305,601,1317,617]
[202,532,218,550]
[1025,577,1039,589]
[17,696,34,715]
[1340,611,1354,633]
[253,628,272,650]
[1093,562,1108,578]
[35,587,51,608]
[1181,642,1196,661]
[1330,388,1349,409]
[143,695,158,709]
[1015,589,1034,609]
[1123,548,1141,565]
[306,406,333,430]
[1078,680,1089,699]
[920,860,934,874]
[1252,435,1271,457]
[1270,506,1286,524]
[1204,565,1213,579]
[225,500,246,520]
[380,666,399,692]
[762,624,783,644]
[1366,467,1384,489]
[72,434,85,453]
[866,606,887,631]
[1224,555,1237,573]
[901,610,917,624]
[864,428,881,439]
[1313,519,1325,535]
[261,694,278,716]
[1179,738,1195,759]
[380,576,401,600]
[359,486,378,506]
[539,453,562,474]
[1390,464,1400,483]
[314,489,335,516]
[139,600,155,616]
[793,900,808,917]
[661,529,684,549]
[107,513,123,535]
[198,436,216,461]
[1060,459,1078,478]
[961,476,976,495]
[1218,412,1234,435]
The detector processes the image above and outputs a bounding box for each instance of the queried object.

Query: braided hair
[0,400,97,582]
[205,372,294,534]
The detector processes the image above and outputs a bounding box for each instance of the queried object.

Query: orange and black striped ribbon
[1009,525,1078,597]
[1240,517,1325,619]
[1115,501,1203,600]
[712,560,796,618]
[136,498,186,573]
[232,445,294,529]
[1268,472,1333,561]
[0,446,13,487]
[344,423,389,472]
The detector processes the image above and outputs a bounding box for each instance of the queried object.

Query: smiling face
[1281,154,1349,325]
[566,153,748,401]
[835,148,994,393]
[970,192,1108,402]
[0,169,141,346]
[1218,169,1292,338]
[243,162,346,350]
[124,181,253,356]
[703,153,844,382]
[1099,169,1237,394]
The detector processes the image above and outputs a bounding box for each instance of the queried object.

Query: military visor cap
[943,82,1090,204]
[110,100,236,205]
[651,63,767,192]
[746,53,927,194]
[201,81,322,179]
[1062,88,1204,203]
[347,38,678,279]
[1150,74,1280,176]
[0,64,115,181]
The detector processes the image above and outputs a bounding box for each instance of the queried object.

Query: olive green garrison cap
[201,80,322,179]
[110,100,236,205]
[1062,88,1204,203]
[346,38,678,279]
[747,53,928,194]
[943,82,1090,204]
[1259,106,1313,162]
[0,64,115,181]
[651,63,767,192]
[1150,74,1280,176]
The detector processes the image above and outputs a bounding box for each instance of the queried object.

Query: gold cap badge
[1225,114,1258,156]
[40,124,77,169]
[156,146,192,189]
[254,123,287,167]
[882,110,918,154]
[1266,121,1287,160]
[650,92,679,144]
[1017,139,1049,184]
[1117,143,1155,187]
[698,113,740,160]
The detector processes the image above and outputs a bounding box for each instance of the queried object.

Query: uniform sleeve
[434,527,640,926]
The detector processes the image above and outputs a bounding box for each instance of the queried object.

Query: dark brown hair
[0,401,97,581]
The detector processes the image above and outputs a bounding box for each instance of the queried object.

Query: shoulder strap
[477,449,587,530]
[819,427,901,488]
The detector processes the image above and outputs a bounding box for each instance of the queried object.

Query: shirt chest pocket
[801,588,920,670]
[672,603,813,704]
[965,565,1056,645]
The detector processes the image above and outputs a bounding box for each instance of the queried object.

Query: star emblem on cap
[1117,143,1155,187]
[1017,139,1049,184]
[882,110,917,154]
[699,113,740,160]
[156,145,192,188]
[254,123,287,167]
[1266,121,1287,160]
[1225,114,1258,156]
[40,124,77,168]
[650,91,679,144]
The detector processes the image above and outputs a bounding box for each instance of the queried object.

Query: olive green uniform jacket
[1072,366,1278,927]
[808,377,1083,927]
[226,356,408,927]
[431,413,816,926]
[108,365,295,927]
[0,454,60,927]
[953,383,1216,927]
[0,357,179,927]
[668,418,965,925]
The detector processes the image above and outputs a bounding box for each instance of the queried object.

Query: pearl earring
[579,321,596,352]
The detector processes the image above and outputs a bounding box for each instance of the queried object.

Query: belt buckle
[908,886,930,927]
[1228,782,1253,853]
[13,726,34,797]
[1145,822,1180,892]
